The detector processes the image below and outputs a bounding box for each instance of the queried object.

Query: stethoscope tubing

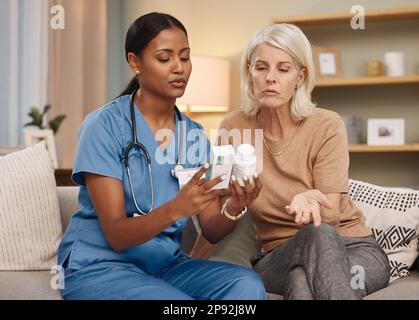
[125,88,184,215]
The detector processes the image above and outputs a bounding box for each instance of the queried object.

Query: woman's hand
[226,174,263,215]
[172,164,225,219]
[285,189,334,227]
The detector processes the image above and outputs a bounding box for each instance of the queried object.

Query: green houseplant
[24,104,66,134]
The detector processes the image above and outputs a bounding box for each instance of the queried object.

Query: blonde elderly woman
[192,24,390,300]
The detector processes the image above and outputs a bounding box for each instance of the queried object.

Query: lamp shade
[177,56,230,112]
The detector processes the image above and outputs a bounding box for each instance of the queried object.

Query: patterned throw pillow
[348,179,419,282]
[0,142,62,270]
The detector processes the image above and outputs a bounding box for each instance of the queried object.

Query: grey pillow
[209,213,260,267]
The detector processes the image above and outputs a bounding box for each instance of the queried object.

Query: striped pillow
[349,179,419,282]
[0,142,62,270]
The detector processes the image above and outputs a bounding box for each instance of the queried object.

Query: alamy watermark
[153,125,264,170]
[50,4,65,30]
[49,5,366,31]
[50,265,65,290]
[350,5,365,30]
[350,265,366,290]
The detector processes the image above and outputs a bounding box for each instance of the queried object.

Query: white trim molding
[8,0,18,146]
[19,0,49,143]
[6,0,49,146]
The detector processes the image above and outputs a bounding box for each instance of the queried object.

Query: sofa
[0,186,418,300]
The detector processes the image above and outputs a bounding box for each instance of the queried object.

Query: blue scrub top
[58,95,210,275]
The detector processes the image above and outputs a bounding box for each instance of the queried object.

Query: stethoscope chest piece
[171,163,185,178]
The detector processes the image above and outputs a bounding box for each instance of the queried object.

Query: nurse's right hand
[172,164,226,219]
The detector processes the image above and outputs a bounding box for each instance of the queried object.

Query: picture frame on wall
[367,118,405,146]
[312,47,342,79]
[23,128,58,168]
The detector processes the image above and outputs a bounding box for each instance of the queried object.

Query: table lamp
[177,56,231,117]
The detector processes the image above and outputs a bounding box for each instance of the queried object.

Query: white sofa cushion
[349,179,419,282]
[0,142,62,270]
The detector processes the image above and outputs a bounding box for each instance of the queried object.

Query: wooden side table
[55,169,76,186]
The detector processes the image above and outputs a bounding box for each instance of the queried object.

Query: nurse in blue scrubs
[58,12,266,300]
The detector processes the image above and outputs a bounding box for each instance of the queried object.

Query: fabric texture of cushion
[209,213,260,268]
[348,179,419,282]
[0,271,63,300]
[363,270,419,300]
[57,186,80,233]
[0,142,62,270]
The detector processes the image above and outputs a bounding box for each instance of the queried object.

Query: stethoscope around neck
[125,88,185,215]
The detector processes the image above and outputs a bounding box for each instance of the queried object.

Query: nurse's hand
[226,174,263,214]
[172,164,226,218]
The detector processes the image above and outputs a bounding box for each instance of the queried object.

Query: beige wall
[124,0,419,109]
[122,0,419,187]
[49,0,107,168]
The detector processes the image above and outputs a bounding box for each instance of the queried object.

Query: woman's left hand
[285,189,334,227]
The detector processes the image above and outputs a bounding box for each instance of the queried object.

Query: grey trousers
[252,223,390,300]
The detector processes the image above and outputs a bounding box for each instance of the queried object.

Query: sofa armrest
[57,186,80,232]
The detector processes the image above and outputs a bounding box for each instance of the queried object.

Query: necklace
[257,112,297,157]
[262,133,289,156]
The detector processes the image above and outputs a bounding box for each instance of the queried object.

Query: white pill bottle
[233,144,257,186]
